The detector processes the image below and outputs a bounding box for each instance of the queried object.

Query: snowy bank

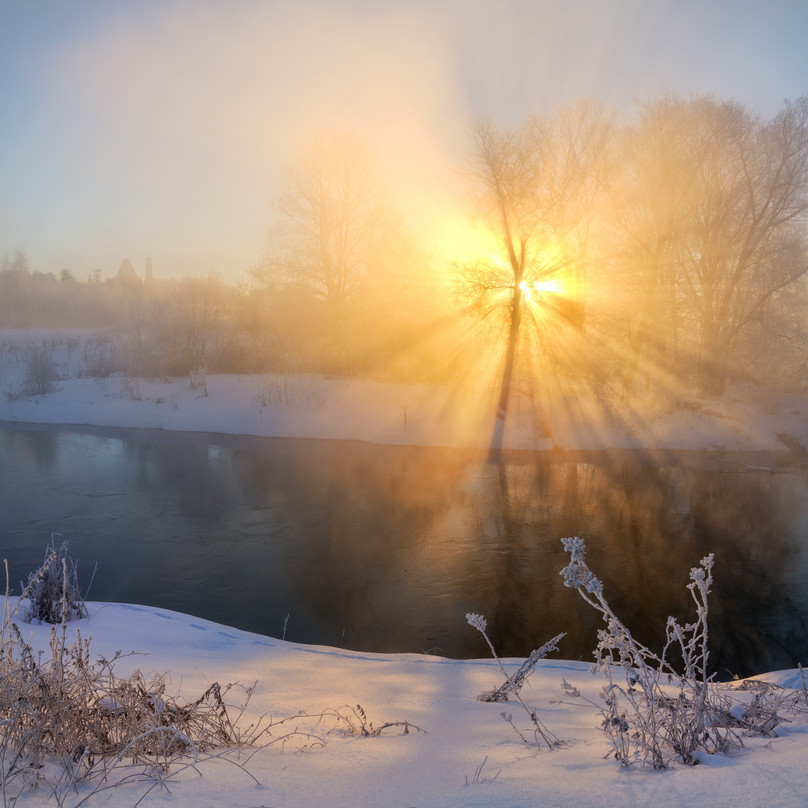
[1,328,807,452]
[7,600,808,808]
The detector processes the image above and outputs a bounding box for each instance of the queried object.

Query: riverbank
[2,328,807,452]
[7,598,808,808]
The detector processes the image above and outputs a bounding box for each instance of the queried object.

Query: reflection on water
[1,423,807,678]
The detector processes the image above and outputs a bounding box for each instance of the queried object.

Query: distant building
[113,258,140,289]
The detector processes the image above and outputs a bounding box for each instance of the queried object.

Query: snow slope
[11,601,808,808]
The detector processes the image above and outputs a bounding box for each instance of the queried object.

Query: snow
[1,327,807,452]
[2,328,808,807]
[8,601,808,808]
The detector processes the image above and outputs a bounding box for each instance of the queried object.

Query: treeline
[0,253,450,382]
[461,95,808,398]
[3,92,808,394]
[0,250,135,329]
[254,93,808,396]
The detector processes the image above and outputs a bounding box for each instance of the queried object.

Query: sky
[1,0,807,281]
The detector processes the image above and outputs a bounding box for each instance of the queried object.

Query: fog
[3,96,808,411]
[2,1,808,423]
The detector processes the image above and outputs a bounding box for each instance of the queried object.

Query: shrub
[1,545,420,804]
[81,335,121,378]
[1,549,262,805]
[119,376,142,401]
[19,538,87,625]
[256,375,328,411]
[26,342,59,395]
[10,343,59,398]
[560,536,741,767]
[0,619,256,804]
[189,366,208,397]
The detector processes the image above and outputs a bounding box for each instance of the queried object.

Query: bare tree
[544,101,614,330]
[611,95,808,395]
[149,274,238,375]
[461,102,613,455]
[608,96,706,394]
[257,132,424,374]
[260,133,386,314]
[465,117,539,453]
[679,96,808,393]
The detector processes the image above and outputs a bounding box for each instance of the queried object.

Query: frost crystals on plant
[559,536,757,768]
[466,612,565,748]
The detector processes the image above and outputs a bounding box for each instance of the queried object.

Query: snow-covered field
[3,328,808,807]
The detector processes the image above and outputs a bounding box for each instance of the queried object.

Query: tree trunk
[698,318,727,395]
[489,286,523,461]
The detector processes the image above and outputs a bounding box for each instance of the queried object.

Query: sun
[430,214,580,323]
[519,276,568,304]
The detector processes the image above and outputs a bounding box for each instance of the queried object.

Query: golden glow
[431,214,581,332]
[433,216,507,268]
[519,276,567,303]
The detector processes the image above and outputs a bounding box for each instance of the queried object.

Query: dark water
[1,422,807,678]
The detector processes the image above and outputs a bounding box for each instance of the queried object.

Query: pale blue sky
[1,0,807,280]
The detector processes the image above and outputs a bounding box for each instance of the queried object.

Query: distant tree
[681,96,808,393]
[11,248,30,277]
[156,274,239,374]
[737,274,808,388]
[543,101,614,331]
[259,133,387,312]
[612,95,808,394]
[0,247,150,328]
[0,249,33,324]
[608,96,705,394]
[257,131,425,374]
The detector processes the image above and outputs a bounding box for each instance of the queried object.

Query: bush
[1,544,420,804]
[1,548,261,805]
[0,620,254,804]
[17,343,59,397]
[560,537,743,767]
[20,539,88,625]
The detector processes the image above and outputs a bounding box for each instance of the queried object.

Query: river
[1,422,807,677]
